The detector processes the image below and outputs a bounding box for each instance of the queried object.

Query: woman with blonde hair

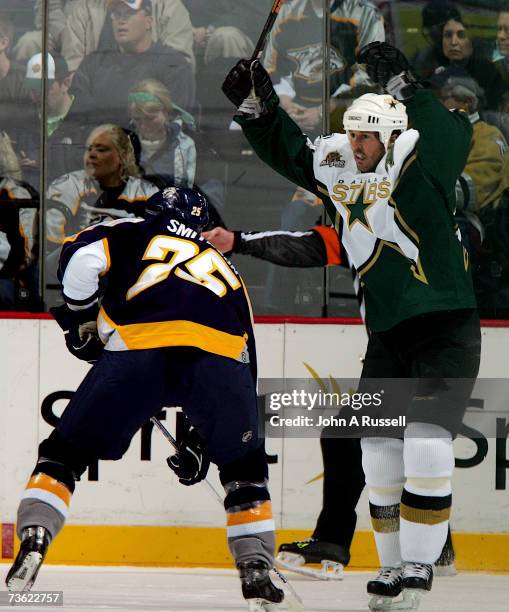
[46,123,158,250]
[128,78,197,187]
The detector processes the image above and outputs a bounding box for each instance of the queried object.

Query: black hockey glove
[357,42,424,102]
[167,424,210,486]
[50,303,104,364]
[222,59,279,119]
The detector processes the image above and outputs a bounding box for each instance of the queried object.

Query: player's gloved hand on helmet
[222,59,279,119]
[167,424,210,486]
[357,41,424,102]
[50,303,104,363]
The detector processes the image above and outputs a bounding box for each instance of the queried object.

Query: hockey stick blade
[251,0,286,60]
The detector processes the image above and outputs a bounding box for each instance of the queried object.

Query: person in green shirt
[223,42,481,611]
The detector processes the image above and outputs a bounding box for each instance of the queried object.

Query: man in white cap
[20,52,85,186]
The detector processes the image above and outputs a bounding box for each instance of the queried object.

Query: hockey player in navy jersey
[223,42,481,610]
[5,188,286,610]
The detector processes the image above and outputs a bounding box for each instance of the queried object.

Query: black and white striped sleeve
[233,229,328,268]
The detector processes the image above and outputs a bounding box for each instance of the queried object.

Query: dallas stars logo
[342,185,374,232]
[387,98,398,109]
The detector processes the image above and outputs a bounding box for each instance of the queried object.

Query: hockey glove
[167,425,210,486]
[357,41,424,102]
[222,59,279,119]
[50,303,104,363]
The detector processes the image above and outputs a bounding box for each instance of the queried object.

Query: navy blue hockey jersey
[58,214,255,364]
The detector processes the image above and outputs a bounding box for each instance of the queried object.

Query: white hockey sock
[402,423,454,563]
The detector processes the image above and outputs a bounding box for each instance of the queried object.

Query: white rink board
[0,319,508,532]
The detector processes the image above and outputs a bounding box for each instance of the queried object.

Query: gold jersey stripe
[317,185,330,198]
[102,313,247,360]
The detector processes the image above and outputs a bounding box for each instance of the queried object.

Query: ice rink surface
[3,565,507,612]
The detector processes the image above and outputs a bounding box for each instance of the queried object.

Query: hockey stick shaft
[251,0,285,60]
[150,416,223,505]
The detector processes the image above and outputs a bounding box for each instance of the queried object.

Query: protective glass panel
[0,1,502,319]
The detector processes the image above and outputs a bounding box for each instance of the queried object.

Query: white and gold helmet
[343,93,408,149]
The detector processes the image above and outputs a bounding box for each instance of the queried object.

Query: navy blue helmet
[144,187,209,231]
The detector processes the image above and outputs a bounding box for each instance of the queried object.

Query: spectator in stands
[435,15,502,110]
[18,53,86,187]
[433,67,509,213]
[182,1,273,64]
[0,176,38,310]
[0,14,32,138]
[127,78,196,187]
[264,0,385,136]
[46,123,158,253]
[433,67,509,317]
[61,0,194,72]
[412,0,460,80]
[494,3,509,113]
[12,1,71,63]
[127,78,226,213]
[70,0,195,128]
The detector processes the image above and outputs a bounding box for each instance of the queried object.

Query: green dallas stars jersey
[237,90,476,332]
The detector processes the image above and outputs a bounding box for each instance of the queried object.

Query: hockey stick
[251,0,286,61]
[150,416,223,505]
[151,416,304,611]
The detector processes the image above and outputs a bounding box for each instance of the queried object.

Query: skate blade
[247,598,280,611]
[434,563,457,577]
[368,589,424,611]
[6,552,43,592]
[276,552,344,581]
[270,568,305,611]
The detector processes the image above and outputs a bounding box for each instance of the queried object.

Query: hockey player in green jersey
[223,42,481,611]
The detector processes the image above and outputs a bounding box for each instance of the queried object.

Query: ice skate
[238,560,285,611]
[367,566,406,611]
[6,526,50,592]
[276,538,346,580]
[402,562,433,602]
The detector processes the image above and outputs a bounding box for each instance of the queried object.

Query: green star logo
[342,185,374,232]
[388,98,398,109]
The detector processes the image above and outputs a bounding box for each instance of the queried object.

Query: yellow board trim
[1,526,508,571]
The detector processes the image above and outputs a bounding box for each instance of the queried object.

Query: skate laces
[404,563,431,579]
[377,567,402,584]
